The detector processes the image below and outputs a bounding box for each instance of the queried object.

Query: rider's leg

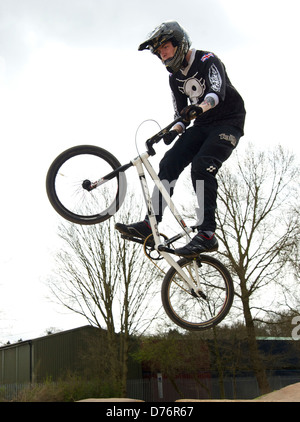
[174,125,242,257]
[192,125,242,231]
[147,128,206,223]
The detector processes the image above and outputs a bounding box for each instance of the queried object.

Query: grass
[0,376,121,402]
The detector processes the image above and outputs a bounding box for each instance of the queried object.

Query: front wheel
[161,255,234,331]
[46,145,127,225]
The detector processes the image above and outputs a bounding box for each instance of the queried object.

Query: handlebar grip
[146,139,156,156]
[189,107,203,120]
[189,110,198,119]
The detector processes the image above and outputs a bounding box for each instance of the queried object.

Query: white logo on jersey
[177,72,206,104]
[209,64,222,93]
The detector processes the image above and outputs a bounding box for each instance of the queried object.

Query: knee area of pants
[192,157,219,175]
[191,165,218,178]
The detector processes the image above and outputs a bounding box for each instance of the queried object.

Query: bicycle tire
[161,255,234,331]
[46,145,127,225]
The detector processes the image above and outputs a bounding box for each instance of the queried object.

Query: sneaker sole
[174,246,218,258]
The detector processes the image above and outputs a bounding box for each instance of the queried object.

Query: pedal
[120,234,144,245]
[121,234,154,247]
[157,245,176,254]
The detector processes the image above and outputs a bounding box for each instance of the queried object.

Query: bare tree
[49,192,164,395]
[216,144,299,394]
[182,144,299,395]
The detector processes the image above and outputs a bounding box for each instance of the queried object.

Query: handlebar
[146,117,183,156]
[145,108,200,156]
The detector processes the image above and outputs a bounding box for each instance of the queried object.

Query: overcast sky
[0,0,299,344]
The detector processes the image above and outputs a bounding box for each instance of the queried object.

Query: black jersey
[169,49,246,133]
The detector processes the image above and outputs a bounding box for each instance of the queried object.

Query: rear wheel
[46,145,127,224]
[161,255,234,331]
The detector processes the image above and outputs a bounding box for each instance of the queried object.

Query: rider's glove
[180,105,203,122]
[163,130,178,145]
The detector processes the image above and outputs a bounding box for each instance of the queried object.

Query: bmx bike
[46,117,234,331]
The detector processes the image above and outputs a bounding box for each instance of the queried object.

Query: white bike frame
[131,151,202,295]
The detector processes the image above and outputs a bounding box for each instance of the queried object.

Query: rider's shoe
[115,220,152,240]
[174,231,219,258]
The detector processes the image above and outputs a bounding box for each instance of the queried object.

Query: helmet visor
[138,25,173,53]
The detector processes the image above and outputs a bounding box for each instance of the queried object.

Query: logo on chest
[176,72,206,104]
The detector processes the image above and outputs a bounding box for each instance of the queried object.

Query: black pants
[147,124,242,232]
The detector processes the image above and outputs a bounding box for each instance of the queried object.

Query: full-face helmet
[138,21,191,73]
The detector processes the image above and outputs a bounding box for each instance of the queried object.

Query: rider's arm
[174,93,219,131]
[182,93,219,122]
[170,81,220,135]
[200,55,226,109]
[199,93,219,112]
[173,122,185,134]
[189,54,225,117]
[172,94,217,134]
